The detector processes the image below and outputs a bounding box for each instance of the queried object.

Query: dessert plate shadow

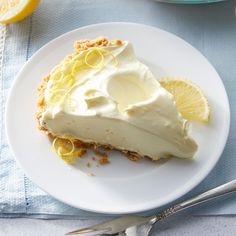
[6,22,230,214]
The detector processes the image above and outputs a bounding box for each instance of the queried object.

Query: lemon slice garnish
[0,0,40,24]
[160,78,211,122]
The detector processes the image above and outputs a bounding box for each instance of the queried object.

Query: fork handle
[152,179,236,222]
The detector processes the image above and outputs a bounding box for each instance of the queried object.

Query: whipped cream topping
[41,41,198,159]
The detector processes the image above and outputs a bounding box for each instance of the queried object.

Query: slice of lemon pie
[37,37,198,161]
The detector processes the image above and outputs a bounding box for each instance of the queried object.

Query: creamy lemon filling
[40,41,198,160]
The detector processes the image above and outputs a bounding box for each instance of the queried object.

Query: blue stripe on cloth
[1,0,236,218]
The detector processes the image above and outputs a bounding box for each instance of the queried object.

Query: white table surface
[1,216,236,236]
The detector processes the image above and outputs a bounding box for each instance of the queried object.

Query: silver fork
[65,179,236,236]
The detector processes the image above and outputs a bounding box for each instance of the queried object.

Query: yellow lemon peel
[84,48,105,69]
[71,60,88,76]
[51,71,63,82]
[59,74,75,89]
[52,137,76,164]
[48,46,118,108]
[100,48,119,66]
[52,137,87,164]
[47,89,66,105]
[48,73,75,106]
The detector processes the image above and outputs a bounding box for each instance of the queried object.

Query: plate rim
[5,22,231,214]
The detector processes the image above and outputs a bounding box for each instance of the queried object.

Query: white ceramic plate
[6,22,230,214]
